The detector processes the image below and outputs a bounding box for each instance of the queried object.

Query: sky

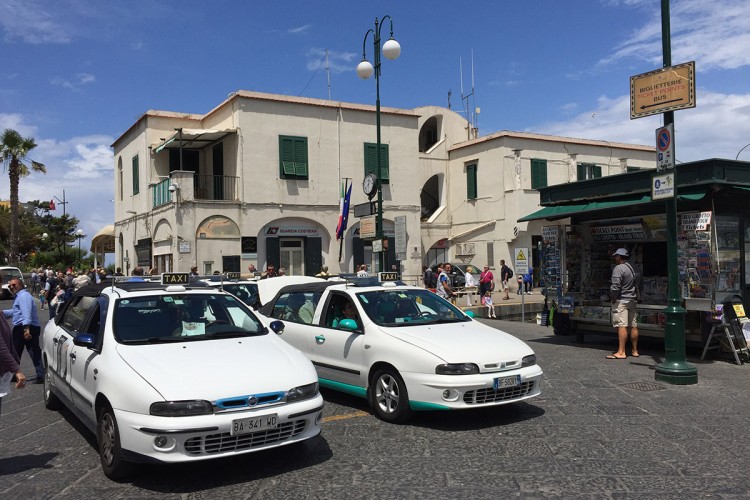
[1,0,749,257]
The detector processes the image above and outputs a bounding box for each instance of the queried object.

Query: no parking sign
[656,123,674,171]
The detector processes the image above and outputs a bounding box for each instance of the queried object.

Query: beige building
[111,90,655,279]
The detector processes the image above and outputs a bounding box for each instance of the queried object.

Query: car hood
[115,337,316,401]
[381,321,534,366]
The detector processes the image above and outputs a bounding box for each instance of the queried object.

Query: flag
[335,180,352,240]
[49,199,56,211]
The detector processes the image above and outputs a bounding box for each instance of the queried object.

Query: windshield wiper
[120,336,191,344]
[202,331,249,339]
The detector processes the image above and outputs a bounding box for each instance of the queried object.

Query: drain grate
[620,381,667,392]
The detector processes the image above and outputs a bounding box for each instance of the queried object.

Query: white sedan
[258,279,542,423]
[42,276,323,479]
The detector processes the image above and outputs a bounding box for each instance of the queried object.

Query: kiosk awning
[153,128,235,154]
[518,191,706,222]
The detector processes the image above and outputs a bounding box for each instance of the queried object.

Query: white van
[0,266,24,299]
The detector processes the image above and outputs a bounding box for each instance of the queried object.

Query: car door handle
[314,335,326,344]
[69,352,76,361]
[53,337,59,344]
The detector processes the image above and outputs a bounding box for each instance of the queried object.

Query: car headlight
[522,354,537,367]
[149,400,213,417]
[435,363,479,375]
[287,382,319,402]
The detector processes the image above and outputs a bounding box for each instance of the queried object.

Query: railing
[420,189,439,220]
[194,175,238,201]
[152,178,172,208]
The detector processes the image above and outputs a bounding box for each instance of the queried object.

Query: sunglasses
[8,283,18,288]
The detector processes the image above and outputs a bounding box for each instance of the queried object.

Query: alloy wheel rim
[375,374,399,414]
[100,413,115,464]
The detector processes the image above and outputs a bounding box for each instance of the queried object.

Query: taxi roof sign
[162,272,189,285]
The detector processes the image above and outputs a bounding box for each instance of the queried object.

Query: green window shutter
[279,136,308,179]
[531,159,547,189]
[132,154,139,194]
[593,165,602,178]
[576,163,585,181]
[467,164,477,199]
[364,143,389,183]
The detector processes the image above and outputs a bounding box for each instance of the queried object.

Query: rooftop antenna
[326,49,332,100]
[460,49,479,139]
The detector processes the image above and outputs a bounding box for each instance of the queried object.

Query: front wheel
[97,404,132,480]
[370,368,413,424]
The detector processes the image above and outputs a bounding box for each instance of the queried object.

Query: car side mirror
[337,318,358,331]
[269,320,285,334]
[73,333,96,348]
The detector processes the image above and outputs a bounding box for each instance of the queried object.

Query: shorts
[502,280,509,290]
[612,300,637,328]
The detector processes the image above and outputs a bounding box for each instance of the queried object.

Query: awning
[90,224,115,253]
[153,128,235,154]
[518,191,706,222]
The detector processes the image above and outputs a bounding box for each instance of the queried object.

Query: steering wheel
[206,320,230,329]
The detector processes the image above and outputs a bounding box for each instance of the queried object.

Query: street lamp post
[357,16,401,273]
[75,229,86,269]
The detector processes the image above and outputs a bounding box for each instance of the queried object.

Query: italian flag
[335,179,352,240]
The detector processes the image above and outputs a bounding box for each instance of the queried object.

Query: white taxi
[41,274,323,479]
[258,277,542,423]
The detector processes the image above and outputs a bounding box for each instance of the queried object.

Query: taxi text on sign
[630,61,695,119]
[513,248,529,277]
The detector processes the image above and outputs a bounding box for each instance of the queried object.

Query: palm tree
[1,129,46,265]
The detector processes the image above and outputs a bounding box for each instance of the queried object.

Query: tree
[1,129,46,265]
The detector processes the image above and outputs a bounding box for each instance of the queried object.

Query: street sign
[652,172,675,200]
[394,215,407,257]
[630,61,695,119]
[513,247,529,277]
[360,215,377,239]
[655,123,674,171]
[353,201,376,218]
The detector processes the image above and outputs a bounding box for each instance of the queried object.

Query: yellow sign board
[359,216,377,239]
[630,61,695,119]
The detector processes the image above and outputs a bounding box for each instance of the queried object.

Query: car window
[322,294,362,331]
[273,291,320,325]
[223,283,260,309]
[358,289,467,327]
[60,296,98,334]
[114,293,265,344]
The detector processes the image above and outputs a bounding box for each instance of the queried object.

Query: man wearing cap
[608,248,639,359]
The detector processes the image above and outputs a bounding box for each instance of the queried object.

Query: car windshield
[221,283,260,308]
[355,288,469,327]
[114,293,266,344]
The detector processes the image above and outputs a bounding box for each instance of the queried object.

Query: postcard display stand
[541,226,562,304]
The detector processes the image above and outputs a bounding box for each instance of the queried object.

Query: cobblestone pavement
[1,299,749,498]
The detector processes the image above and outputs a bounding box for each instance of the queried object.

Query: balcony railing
[152,178,172,208]
[195,175,238,201]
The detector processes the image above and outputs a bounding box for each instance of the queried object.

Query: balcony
[194,175,238,201]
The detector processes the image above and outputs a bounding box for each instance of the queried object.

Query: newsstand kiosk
[521,158,750,345]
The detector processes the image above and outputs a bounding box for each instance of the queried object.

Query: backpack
[505,266,513,280]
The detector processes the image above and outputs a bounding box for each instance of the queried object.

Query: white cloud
[288,24,312,35]
[305,48,357,75]
[533,90,750,163]
[0,0,73,44]
[50,73,96,91]
[0,113,38,137]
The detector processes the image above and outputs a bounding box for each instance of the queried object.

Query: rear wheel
[370,368,413,424]
[97,404,132,480]
[42,363,62,411]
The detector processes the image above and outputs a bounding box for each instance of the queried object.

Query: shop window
[279,136,308,179]
[577,163,602,180]
[466,163,477,200]
[531,159,547,189]
[364,143,389,183]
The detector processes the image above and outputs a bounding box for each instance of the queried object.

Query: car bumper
[114,395,324,463]
[402,365,543,410]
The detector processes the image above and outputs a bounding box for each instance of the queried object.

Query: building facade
[112,90,656,279]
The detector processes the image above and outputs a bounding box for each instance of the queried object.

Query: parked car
[430,263,474,289]
[41,276,324,479]
[0,266,24,299]
[203,276,261,309]
[258,278,542,423]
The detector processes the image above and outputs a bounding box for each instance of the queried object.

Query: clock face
[363,174,377,197]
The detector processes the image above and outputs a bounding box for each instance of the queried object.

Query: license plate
[493,375,521,390]
[231,414,278,435]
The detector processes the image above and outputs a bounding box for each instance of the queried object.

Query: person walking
[2,278,44,383]
[524,265,534,294]
[1,302,26,418]
[436,264,455,301]
[499,260,513,300]
[422,266,436,289]
[464,266,478,306]
[607,248,639,359]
